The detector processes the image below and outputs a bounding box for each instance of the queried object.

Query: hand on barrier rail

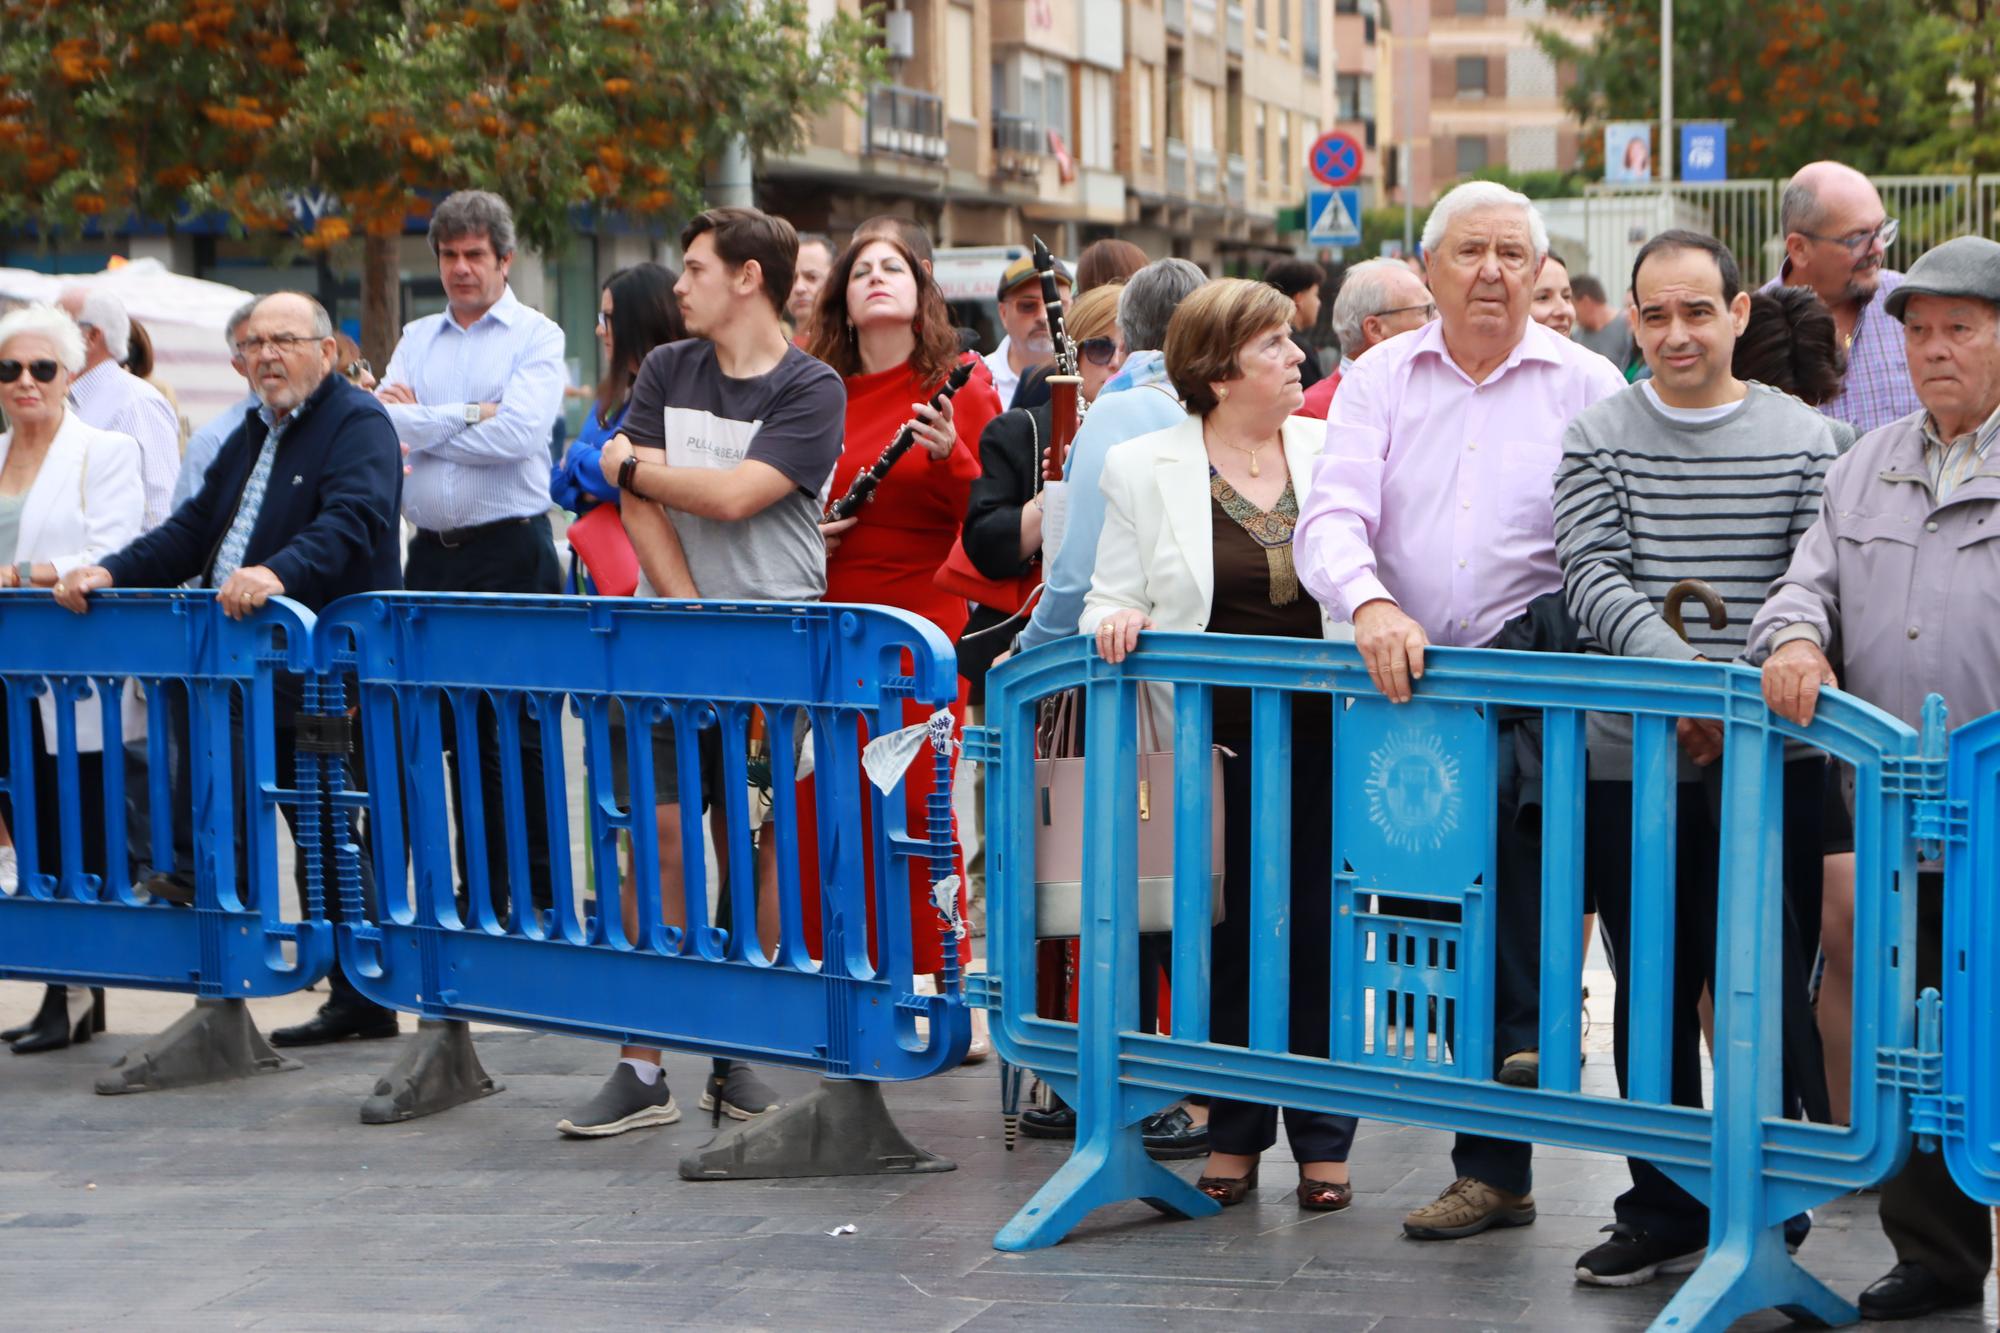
[1093,609,1152,664]
[216,566,285,620]
[51,565,112,614]
[1762,638,1841,727]
[1352,598,1429,704]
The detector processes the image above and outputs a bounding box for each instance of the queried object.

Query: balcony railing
[1227,153,1247,205]
[1191,0,1217,36]
[864,84,948,164]
[1194,148,1220,199]
[1165,0,1185,35]
[1226,2,1244,53]
[1166,138,1190,197]
[992,112,1043,179]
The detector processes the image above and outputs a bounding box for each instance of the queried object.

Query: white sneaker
[0,846,17,893]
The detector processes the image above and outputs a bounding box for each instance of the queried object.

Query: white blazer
[1081,413,1354,643]
[0,410,146,753]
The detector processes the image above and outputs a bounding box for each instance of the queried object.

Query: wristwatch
[14,561,31,588]
[462,402,483,425]
[617,454,642,494]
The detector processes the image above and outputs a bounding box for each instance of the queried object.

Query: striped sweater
[1554,383,1838,771]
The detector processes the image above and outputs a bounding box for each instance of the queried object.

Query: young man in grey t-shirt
[559,207,845,1139]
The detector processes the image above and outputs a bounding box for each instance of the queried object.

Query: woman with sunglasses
[796,231,1002,987]
[551,264,684,524]
[0,304,145,1054]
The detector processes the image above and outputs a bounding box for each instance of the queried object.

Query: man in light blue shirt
[374,189,567,951]
[1016,258,1206,651]
[172,299,260,513]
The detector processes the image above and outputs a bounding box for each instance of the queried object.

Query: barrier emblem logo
[1364,729,1462,852]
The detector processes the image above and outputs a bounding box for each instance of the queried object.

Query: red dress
[799,358,1002,975]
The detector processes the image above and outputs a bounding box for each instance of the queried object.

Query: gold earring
[1219,386,1228,400]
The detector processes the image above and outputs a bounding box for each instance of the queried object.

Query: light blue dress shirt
[379,285,566,531]
[1017,350,1185,650]
[172,390,260,512]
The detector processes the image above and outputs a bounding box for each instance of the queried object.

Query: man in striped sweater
[1553,230,1841,1288]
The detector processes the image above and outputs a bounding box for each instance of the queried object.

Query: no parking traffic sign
[1309,130,1364,188]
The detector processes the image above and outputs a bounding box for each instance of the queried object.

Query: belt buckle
[437,527,464,549]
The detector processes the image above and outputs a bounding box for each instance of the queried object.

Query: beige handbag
[1032,688,1227,938]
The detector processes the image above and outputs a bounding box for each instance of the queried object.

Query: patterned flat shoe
[1195,1165,1259,1206]
[1296,1177,1353,1212]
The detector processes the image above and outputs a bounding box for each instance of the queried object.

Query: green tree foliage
[1886,1,2000,173]
[1536,0,1913,178]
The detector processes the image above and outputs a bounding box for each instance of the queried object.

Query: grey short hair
[1331,258,1414,354]
[71,287,132,364]
[251,291,335,339]
[1420,180,1549,263]
[1779,179,1829,238]
[1119,257,1207,352]
[0,303,88,375]
[223,298,259,353]
[428,189,517,258]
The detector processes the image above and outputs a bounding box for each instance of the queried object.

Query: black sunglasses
[0,358,59,384]
[1078,337,1118,367]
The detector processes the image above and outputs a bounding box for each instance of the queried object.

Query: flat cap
[1885,235,2000,321]
[998,254,1072,301]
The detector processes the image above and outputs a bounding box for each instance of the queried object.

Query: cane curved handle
[1663,579,1728,644]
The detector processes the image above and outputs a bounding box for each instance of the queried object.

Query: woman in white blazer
[1081,279,1360,1213]
[0,303,144,1054]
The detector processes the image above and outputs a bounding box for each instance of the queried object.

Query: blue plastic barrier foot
[93,999,301,1095]
[677,1077,954,1180]
[358,1019,502,1124]
[994,1120,1220,1251]
[1651,1225,1855,1332]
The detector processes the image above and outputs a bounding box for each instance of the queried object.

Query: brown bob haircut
[1164,278,1295,416]
[804,233,962,385]
[679,207,797,317]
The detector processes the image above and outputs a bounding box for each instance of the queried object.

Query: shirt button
[1458,559,1467,568]
[1462,499,1471,509]
[1460,618,1470,628]
[1925,520,1939,532]
[1908,626,1921,639]
[1468,443,1478,451]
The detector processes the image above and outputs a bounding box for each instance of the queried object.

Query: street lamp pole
[1660,0,1674,183]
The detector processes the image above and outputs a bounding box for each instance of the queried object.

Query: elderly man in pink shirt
[1295,180,1626,1242]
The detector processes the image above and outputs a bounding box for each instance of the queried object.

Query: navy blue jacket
[104,372,402,610]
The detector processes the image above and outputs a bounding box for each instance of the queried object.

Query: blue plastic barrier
[1935,708,2000,1200]
[970,633,1937,1332]
[311,593,969,1078]
[0,589,332,996]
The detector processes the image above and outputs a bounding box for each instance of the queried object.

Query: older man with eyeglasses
[1769,161,1921,434]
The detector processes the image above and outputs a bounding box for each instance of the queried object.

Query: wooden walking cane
[1664,579,1729,644]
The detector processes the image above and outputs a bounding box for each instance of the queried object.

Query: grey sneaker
[556,1065,681,1138]
[697,1061,779,1121]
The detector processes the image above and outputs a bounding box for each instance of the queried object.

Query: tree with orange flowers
[0,0,878,364]
[1536,1,1918,179]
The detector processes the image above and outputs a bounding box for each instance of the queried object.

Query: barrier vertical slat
[766,705,810,970]
[624,704,666,952]
[488,692,537,937]
[1626,712,1679,1107]
[193,678,238,912]
[1247,687,1292,1054]
[1170,683,1213,1043]
[813,706,871,979]
[669,701,714,957]
[144,680,175,888]
[714,704,762,964]
[96,679,130,904]
[52,680,87,897]
[445,687,499,934]
[357,683,406,924]
[1537,708,1584,1095]
[405,689,457,931]
[581,696,623,947]
[533,692,583,945]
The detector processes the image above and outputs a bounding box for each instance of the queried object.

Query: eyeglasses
[1078,337,1118,367]
[233,333,319,357]
[341,358,373,383]
[595,311,610,330]
[1377,302,1438,321]
[1802,217,1898,254]
[0,358,60,384]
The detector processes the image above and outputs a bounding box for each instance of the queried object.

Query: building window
[1456,135,1489,174]
[1455,0,1488,13]
[1455,56,1488,98]
[1277,0,1288,40]
[1336,74,1366,121]
[1045,60,1071,143]
[1255,0,1267,34]
[1191,82,1215,154]
[1255,102,1267,181]
[1136,62,1155,152]
[1278,111,1291,187]
[945,6,975,122]
[1080,68,1116,169]
[1303,0,1321,68]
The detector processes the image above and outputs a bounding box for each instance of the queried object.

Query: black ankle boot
[0,985,63,1043]
[10,985,100,1055]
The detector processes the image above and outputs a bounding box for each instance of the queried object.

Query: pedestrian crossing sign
[1307,186,1362,245]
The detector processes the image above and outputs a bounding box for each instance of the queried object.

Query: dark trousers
[1879,871,1992,1291]
[1207,739,1358,1165]
[1591,759,1827,1247]
[0,705,109,889]
[403,515,561,922]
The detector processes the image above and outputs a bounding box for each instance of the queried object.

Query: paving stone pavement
[0,980,1992,1331]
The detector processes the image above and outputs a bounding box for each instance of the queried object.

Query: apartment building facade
[758,0,1335,271]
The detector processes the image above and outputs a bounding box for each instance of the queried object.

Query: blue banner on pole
[1681,122,1727,182]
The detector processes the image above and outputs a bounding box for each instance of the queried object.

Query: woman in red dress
[799,232,1002,981]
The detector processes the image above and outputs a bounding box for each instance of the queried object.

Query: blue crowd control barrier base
[1941,708,2000,1201]
[359,1019,501,1125]
[679,1077,954,1180]
[977,634,1936,1330]
[94,998,300,1095]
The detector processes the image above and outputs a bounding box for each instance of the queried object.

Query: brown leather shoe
[1195,1164,1259,1206]
[1296,1177,1353,1212]
[1402,1176,1536,1239]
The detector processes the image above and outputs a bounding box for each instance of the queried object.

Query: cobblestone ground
[0,976,1991,1331]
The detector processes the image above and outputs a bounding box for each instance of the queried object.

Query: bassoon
[825,360,977,523]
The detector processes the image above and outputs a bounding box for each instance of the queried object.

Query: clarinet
[1031,236,1085,484]
[1032,235,1076,377]
[825,360,977,523]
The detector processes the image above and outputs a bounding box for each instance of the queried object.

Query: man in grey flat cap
[1747,233,2000,1322]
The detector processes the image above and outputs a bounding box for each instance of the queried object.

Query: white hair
[1419,180,1549,264]
[69,287,133,364]
[1331,258,1418,355]
[0,303,89,375]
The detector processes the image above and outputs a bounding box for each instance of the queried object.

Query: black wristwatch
[617,453,641,494]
